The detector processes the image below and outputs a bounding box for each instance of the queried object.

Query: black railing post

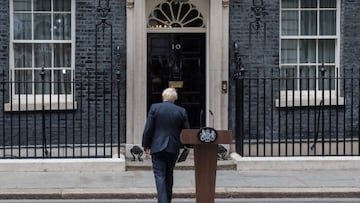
[321,65,326,155]
[1,70,5,158]
[312,66,326,153]
[40,68,49,157]
[116,70,121,158]
[233,42,245,155]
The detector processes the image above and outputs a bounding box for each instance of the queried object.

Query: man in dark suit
[142,87,190,203]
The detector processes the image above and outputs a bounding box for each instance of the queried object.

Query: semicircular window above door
[148,0,205,28]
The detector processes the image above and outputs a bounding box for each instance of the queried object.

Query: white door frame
[125,0,229,146]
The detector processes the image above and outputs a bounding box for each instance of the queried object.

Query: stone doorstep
[125,146,236,171]
[125,157,237,171]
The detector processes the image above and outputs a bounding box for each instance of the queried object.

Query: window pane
[54,0,71,11]
[53,14,71,40]
[300,40,316,63]
[15,70,32,94]
[301,11,317,35]
[34,44,52,68]
[34,0,51,11]
[54,44,71,67]
[14,44,32,67]
[318,66,335,90]
[320,0,336,8]
[13,0,31,11]
[13,14,32,40]
[281,0,298,8]
[319,40,335,63]
[300,66,316,90]
[280,66,298,90]
[281,40,297,63]
[34,14,51,40]
[301,0,317,8]
[320,10,336,35]
[34,69,51,94]
[282,11,298,35]
[54,70,72,94]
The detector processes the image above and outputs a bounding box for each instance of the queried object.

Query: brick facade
[0,0,359,157]
[0,0,127,150]
[229,0,360,146]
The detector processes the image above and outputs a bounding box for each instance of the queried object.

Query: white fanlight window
[147,0,205,29]
[279,0,342,106]
[8,0,75,110]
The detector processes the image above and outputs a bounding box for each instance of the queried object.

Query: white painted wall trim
[126,1,147,144]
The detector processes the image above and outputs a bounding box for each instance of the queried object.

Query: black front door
[147,33,206,129]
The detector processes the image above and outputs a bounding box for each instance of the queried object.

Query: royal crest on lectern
[198,127,218,143]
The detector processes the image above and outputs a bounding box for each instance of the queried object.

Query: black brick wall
[1,0,360,156]
[0,0,127,151]
[229,0,360,145]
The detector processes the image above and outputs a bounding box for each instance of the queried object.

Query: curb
[1,187,360,199]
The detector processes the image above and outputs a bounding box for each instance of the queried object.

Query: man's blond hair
[162,88,178,102]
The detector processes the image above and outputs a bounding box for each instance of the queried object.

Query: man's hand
[143,147,150,154]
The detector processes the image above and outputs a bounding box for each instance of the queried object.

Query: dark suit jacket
[142,101,190,155]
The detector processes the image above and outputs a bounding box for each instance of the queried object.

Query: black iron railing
[0,70,124,159]
[234,68,360,157]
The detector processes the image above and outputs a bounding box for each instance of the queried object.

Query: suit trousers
[151,150,178,203]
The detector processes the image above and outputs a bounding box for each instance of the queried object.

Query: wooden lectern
[180,129,232,203]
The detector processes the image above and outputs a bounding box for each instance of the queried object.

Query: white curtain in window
[301,11,317,35]
[13,13,31,40]
[34,0,51,11]
[15,70,32,94]
[282,11,298,35]
[320,10,336,35]
[282,0,298,8]
[54,70,71,94]
[54,44,71,94]
[320,0,336,8]
[14,44,32,67]
[300,66,316,90]
[319,40,335,63]
[53,14,71,40]
[318,66,335,90]
[301,0,317,8]
[281,40,297,64]
[300,40,316,63]
[34,14,51,40]
[34,69,51,94]
[54,0,71,11]
[280,66,298,90]
[34,44,52,68]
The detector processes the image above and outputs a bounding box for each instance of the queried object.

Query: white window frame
[6,0,76,111]
[278,0,343,107]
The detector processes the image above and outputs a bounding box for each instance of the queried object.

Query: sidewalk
[1,167,360,199]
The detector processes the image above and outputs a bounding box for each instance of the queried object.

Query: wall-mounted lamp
[233,41,245,79]
[233,42,239,50]
[115,46,121,56]
[233,41,241,66]
[127,0,134,8]
[222,81,228,94]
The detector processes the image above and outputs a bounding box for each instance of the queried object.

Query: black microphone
[199,109,204,128]
[209,110,214,128]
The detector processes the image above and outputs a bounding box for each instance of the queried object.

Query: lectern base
[194,144,218,203]
[180,129,232,203]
